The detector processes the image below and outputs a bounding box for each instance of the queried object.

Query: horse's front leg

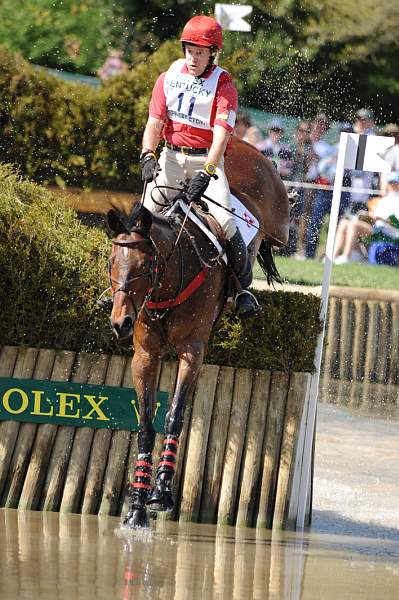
[147,340,205,512]
[123,342,160,529]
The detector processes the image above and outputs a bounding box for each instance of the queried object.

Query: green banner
[0,377,168,432]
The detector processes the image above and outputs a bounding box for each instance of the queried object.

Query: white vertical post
[296,133,348,529]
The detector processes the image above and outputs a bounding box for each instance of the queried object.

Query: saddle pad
[166,195,259,258]
[230,194,259,247]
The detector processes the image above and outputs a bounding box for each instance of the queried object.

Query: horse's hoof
[122,507,149,529]
[146,482,174,512]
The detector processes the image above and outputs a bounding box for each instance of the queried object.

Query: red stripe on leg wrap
[164,437,179,447]
[131,482,152,490]
[135,470,151,478]
[161,450,177,458]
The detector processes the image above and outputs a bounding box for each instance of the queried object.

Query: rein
[109,218,215,320]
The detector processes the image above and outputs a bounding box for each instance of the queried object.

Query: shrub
[0,165,321,371]
[0,42,181,191]
[0,163,116,353]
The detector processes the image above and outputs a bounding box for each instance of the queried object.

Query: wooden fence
[320,289,399,409]
[0,345,312,530]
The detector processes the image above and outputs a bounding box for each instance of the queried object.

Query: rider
[139,15,259,319]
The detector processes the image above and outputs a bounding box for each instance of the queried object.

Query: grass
[253,256,399,290]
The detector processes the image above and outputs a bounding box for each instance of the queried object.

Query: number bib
[164,59,224,130]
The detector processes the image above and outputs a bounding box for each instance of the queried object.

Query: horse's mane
[125,202,175,234]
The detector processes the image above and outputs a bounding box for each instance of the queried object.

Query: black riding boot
[147,435,178,512]
[122,453,152,529]
[225,229,260,320]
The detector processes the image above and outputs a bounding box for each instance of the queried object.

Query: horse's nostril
[112,315,134,339]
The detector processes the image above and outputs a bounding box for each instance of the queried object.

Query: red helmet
[180,16,223,50]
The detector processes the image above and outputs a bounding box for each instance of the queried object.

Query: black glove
[186,171,211,203]
[140,151,160,182]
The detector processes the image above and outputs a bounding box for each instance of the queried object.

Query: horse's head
[107,204,154,339]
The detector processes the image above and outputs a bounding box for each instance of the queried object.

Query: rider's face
[185,44,211,76]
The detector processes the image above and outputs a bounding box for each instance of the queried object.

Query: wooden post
[363,301,378,385]
[3,349,56,508]
[80,355,125,514]
[59,353,110,514]
[256,372,289,529]
[179,364,220,522]
[19,351,78,510]
[389,303,399,385]
[217,368,253,526]
[339,299,354,382]
[272,372,308,531]
[199,366,235,523]
[321,297,339,383]
[40,351,85,511]
[351,299,366,382]
[0,347,39,504]
[236,371,270,527]
[375,302,389,385]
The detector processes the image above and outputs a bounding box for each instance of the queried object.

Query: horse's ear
[106,209,128,236]
[138,206,153,234]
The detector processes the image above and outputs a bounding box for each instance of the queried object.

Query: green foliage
[0,163,117,354]
[207,291,321,372]
[2,1,399,120]
[268,257,399,290]
[0,44,185,190]
[0,0,124,75]
[0,165,320,371]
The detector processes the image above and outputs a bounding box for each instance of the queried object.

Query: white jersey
[164,59,224,130]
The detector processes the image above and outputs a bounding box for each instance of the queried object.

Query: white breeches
[143,146,237,240]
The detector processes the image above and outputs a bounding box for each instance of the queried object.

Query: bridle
[109,235,163,322]
[108,213,221,325]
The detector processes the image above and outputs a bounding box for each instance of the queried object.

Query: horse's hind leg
[147,341,204,512]
[123,347,159,529]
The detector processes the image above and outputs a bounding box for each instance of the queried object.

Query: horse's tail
[257,240,282,286]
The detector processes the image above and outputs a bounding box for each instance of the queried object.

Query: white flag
[215,4,253,31]
[343,133,395,173]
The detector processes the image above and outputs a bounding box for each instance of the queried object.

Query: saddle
[165,198,227,260]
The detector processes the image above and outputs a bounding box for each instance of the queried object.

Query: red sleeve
[213,72,238,132]
[148,73,167,120]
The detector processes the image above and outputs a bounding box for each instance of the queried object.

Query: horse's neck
[150,215,175,256]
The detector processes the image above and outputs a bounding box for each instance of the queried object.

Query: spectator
[258,118,293,178]
[380,123,399,193]
[333,172,399,264]
[244,125,264,147]
[288,121,312,254]
[306,113,332,181]
[296,113,332,258]
[304,124,352,259]
[98,49,128,81]
[347,108,376,215]
[234,111,252,139]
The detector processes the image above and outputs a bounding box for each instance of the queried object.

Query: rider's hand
[140,151,160,182]
[186,171,211,203]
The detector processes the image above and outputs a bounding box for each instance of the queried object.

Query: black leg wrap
[122,453,153,529]
[147,436,178,512]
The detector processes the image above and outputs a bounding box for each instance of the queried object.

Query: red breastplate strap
[146,266,209,310]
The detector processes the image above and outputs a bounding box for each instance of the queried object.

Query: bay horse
[107,138,289,528]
